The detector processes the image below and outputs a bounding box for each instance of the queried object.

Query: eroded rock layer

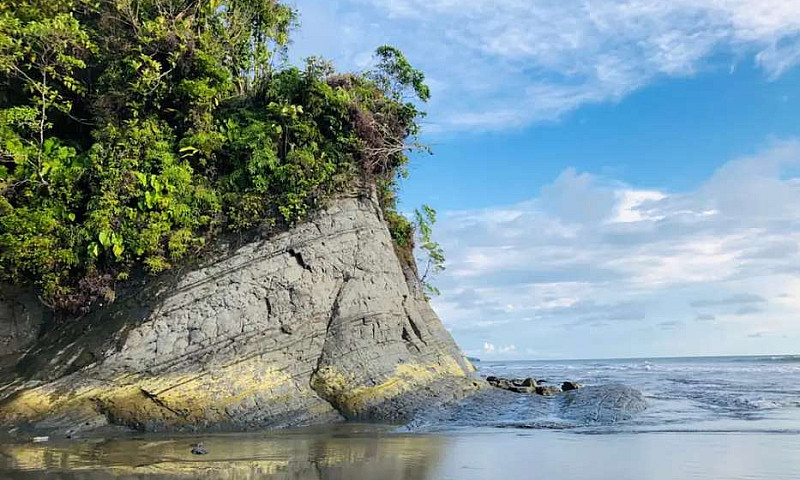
[0,192,478,435]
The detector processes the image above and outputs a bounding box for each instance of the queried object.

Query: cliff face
[0,288,44,373]
[0,191,478,435]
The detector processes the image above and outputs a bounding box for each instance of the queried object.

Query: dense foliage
[0,0,432,313]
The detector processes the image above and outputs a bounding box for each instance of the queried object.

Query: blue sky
[290,0,800,359]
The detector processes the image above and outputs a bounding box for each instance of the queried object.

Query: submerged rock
[0,192,480,435]
[404,383,648,432]
[558,384,648,423]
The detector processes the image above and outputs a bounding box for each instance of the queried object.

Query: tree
[371,45,430,102]
[414,204,445,298]
[0,1,433,314]
[0,6,94,190]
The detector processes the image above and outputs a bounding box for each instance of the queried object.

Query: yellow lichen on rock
[0,357,297,429]
[312,356,469,417]
[98,361,297,427]
[347,357,466,409]
[0,383,103,425]
[0,388,57,420]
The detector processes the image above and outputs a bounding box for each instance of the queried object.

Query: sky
[288,0,800,360]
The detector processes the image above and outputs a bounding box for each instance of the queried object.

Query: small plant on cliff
[415,205,445,298]
[0,0,434,313]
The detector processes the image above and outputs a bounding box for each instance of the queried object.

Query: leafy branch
[414,204,445,298]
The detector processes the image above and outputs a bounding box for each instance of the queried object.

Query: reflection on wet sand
[0,425,445,480]
[5,424,800,480]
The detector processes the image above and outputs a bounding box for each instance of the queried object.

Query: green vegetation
[414,205,445,298]
[0,0,433,313]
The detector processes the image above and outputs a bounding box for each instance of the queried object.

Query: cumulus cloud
[291,0,800,131]
[482,342,517,355]
[429,141,800,357]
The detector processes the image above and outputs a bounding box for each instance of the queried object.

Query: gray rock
[536,386,562,396]
[191,443,208,455]
[488,378,513,390]
[0,190,480,434]
[0,286,44,361]
[521,378,537,387]
[509,386,536,394]
[486,377,540,394]
[557,384,648,423]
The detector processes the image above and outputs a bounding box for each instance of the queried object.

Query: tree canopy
[0,0,431,313]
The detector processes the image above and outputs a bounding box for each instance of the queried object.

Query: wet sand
[2,423,800,480]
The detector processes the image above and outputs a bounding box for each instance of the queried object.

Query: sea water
[2,355,799,479]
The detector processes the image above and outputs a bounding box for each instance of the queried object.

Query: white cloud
[482,342,517,355]
[614,190,667,223]
[429,140,800,358]
[291,0,800,131]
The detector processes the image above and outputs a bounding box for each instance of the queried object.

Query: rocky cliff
[0,191,479,436]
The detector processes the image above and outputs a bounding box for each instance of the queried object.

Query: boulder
[521,378,537,387]
[536,386,562,396]
[494,379,513,390]
[486,376,545,394]
[562,381,583,391]
[509,386,536,394]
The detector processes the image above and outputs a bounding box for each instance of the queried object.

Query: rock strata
[0,191,479,436]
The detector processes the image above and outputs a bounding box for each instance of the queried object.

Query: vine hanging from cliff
[0,0,432,313]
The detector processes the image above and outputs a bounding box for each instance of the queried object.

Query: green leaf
[179,146,199,158]
[135,172,148,186]
[98,230,112,248]
[112,243,124,258]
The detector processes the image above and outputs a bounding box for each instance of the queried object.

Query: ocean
[476,355,800,433]
[2,355,799,479]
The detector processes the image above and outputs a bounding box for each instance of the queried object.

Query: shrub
[0,0,432,313]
